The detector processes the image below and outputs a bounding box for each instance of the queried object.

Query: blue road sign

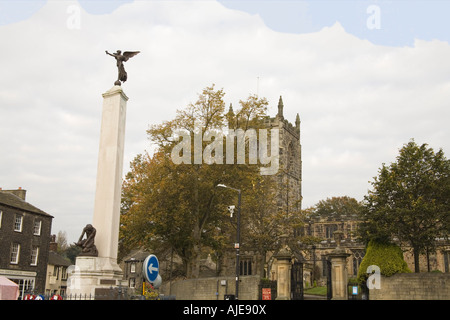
[143,254,159,283]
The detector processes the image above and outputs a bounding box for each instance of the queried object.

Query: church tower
[265,96,302,217]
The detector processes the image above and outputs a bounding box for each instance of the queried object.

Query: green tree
[303,196,364,241]
[314,196,363,217]
[359,140,450,272]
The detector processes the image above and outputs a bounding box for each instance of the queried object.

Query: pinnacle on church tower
[277,96,284,119]
[227,103,235,128]
[296,113,300,127]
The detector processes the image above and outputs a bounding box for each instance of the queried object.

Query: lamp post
[217,183,241,300]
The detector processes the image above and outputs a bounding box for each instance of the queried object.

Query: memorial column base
[67,256,125,300]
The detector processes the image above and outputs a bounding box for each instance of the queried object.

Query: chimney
[49,234,58,252]
[0,188,27,200]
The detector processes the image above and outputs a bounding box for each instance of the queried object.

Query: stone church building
[208,95,448,289]
[153,96,450,299]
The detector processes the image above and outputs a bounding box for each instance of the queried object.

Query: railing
[21,287,147,300]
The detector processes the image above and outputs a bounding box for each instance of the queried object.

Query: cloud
[218,1,450,47]
[1,1,449,242]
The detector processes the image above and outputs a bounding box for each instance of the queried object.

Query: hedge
[357,240,411,283]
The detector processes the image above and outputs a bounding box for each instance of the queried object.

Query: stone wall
[160,275,261,300]
[369,273,450,300]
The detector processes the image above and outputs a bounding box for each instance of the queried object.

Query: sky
[1,0,450,243]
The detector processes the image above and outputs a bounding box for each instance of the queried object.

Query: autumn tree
[120,85,292,278]
[359,140,450,272]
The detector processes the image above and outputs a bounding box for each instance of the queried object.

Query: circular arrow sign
[143,254,159,283]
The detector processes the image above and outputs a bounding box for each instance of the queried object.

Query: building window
[33,220,42,236]
[10,243,20,264]
[240,258,252,276]
[14,215,23,232]
[352,250,365,275]
[53,266,60,279]
[61,267,68,280]
[130,262,136,273]
[129,278,136,288]
[325,225,337,239]
[12,279,35,300]
[31,246,39,266]
[444,251,450,273]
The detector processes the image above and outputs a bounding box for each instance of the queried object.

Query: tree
[314,196,364,217]
[359,140,450,272]
[55,230,69,251]
[119,85,286,278]
[303,196,364,238]
[240,173,304,277]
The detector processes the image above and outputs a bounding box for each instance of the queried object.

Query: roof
[48,251,71,267]
[0,192,53,217]
[123,249,150,262]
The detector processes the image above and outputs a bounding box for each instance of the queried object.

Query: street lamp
[217,183,241,300]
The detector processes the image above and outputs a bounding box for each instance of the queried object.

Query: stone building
[0,188,53,297]
[301,208,450,285]
[159,95,450,299]
[300,210,366,285]
[121,250,148,294]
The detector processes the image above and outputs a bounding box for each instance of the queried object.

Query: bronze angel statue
[106,50,140,86]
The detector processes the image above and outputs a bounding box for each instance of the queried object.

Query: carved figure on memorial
[105,50,140,86]
[75,224,98,257]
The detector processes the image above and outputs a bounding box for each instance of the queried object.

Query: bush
[357,240,411,283]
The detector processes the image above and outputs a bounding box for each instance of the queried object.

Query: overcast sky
[1,1,450,243]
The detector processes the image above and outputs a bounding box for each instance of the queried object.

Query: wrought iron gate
[326,259,332,300]
[291,261,304,300]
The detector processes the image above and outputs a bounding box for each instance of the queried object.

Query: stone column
[68,86,128,298]
[92,85,128,272]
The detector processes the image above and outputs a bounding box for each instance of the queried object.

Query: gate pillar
[327,231,351,300]
[273,246,292,300]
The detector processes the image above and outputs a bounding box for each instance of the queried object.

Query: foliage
[358,140,450,272]
[301,196,364,243]
[119,85,300,278]
[313,196,364,217]
[357,240,411,283]
[143,283,159,300]
[57,245,81,265]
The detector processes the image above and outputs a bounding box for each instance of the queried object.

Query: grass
[303,286,327,296]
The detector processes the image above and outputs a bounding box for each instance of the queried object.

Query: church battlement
[263,96,300,139]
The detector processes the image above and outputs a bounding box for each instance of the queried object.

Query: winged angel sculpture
[106,50,140,86]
